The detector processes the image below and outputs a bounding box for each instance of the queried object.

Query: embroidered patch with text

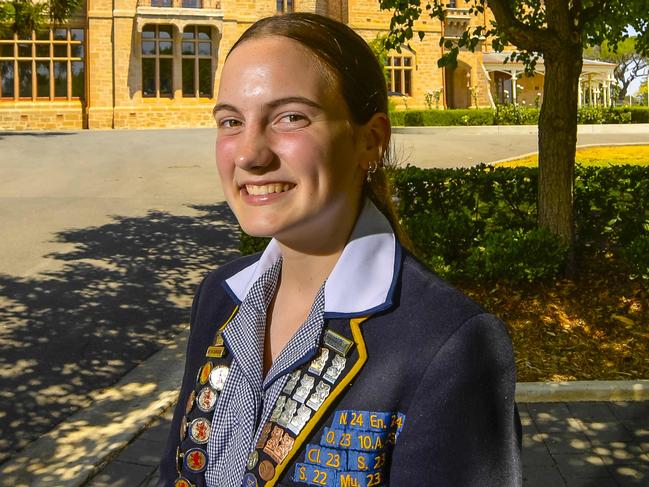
[292,409,405,486]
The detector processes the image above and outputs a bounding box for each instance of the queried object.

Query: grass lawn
[474,145,649,382]
[496,144,649,167]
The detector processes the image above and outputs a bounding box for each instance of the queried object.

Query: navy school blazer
[157,248,522,486]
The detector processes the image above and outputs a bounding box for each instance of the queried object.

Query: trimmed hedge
[240,165,649,284]
[389,106,649,126]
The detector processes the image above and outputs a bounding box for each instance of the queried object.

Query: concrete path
[1,125,648,485]
[84,401,649,487]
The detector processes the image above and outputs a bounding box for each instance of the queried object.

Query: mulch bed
[456,254,649,382]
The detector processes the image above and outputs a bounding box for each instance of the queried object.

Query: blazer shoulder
[398,249,485,321]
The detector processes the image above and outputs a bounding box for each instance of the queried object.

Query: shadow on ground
[521,401,649,486]
[0,203,240,465]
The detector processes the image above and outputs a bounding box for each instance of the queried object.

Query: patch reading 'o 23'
[293,409,405,486]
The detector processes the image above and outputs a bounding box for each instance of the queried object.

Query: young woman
[158,13,521,487]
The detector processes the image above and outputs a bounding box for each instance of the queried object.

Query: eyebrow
[213,96,323,117]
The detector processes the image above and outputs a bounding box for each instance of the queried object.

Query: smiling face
[214,36,371,251]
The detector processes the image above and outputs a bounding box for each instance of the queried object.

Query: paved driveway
[1,126,648,465]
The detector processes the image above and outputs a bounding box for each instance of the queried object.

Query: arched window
[182,26,213,98]
[141,25,174,98]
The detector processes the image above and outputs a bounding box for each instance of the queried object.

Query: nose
[234,123,274,171]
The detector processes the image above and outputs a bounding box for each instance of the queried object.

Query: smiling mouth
[245,183,295,196]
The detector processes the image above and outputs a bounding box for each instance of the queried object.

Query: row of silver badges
[182,345,348,447]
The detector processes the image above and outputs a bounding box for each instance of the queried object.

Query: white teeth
[245,183,294,195]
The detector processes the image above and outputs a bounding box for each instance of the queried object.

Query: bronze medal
[258,459,275,481]
[179,415,188,442]
[185,390,197,415]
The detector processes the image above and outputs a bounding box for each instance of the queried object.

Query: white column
[511,69,518,103]
[588,74,593,105]
[578,79,582,108]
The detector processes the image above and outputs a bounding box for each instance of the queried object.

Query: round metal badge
[196,386,218,413]
[242,473,258,487]
[185,390,196,415]
[188,417,211,444]
[208,365,229,392]
[247,450,259,470]
[174,476,195,487]
[179,415,188,442]
[197,361,213,385]
[258,459,275,481]
[184,447,208,473]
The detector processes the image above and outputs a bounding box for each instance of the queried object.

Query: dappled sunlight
[520,401,649,485]
[460,262,649,382]
[0,203,240,465]
[0,382,179,485]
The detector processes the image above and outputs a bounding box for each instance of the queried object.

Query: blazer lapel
[242,316,370,487]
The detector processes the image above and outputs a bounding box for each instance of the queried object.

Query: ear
[358,112,391,171]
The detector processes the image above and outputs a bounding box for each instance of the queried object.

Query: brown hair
[228,13,410,247]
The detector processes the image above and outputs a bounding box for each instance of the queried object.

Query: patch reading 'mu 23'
[292,410,405,486]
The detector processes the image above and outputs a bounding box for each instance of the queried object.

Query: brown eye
[276,113,309,129]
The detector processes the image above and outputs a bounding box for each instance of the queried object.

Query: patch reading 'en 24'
[293,409,405,486]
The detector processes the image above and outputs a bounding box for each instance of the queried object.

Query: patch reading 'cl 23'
[292,409,405,486]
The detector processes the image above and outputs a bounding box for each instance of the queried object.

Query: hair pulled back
[228,13,407,244]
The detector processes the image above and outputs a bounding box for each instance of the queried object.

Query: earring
[366,160,378,183]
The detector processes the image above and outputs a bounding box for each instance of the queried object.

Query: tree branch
[487,0,556,52]
[579,0,608,27]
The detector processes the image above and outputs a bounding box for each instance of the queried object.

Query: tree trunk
[537,47,583,267]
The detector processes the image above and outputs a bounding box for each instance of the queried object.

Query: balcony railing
[137,0,222,8]
[446,7,471,19]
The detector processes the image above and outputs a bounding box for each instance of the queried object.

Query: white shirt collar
[224,199,399,317]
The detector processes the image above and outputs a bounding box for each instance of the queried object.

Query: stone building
[0,0,615,130]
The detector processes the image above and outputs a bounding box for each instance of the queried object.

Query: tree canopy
[379,1,649,72]
[379,0,649,268]
[0,0,82,37]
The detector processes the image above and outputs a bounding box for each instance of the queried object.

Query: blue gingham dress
[205,258,326,486]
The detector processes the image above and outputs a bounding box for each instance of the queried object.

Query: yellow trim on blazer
[266,316,370,486]
[220,305,239,331]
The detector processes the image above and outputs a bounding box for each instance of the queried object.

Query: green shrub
[622,234,649,281]
[465,228,568,283]
[403,110,424,126]
[237,165,649,283]
[239,232,270,255]
[578,106,633,124]
[626,106,649,123]
[389,110,405,126]
[494,104,539,125]
[575,165,649,249]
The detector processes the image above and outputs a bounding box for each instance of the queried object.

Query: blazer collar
[224,199,400,318]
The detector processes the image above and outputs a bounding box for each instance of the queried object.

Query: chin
[238,218,280,239]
